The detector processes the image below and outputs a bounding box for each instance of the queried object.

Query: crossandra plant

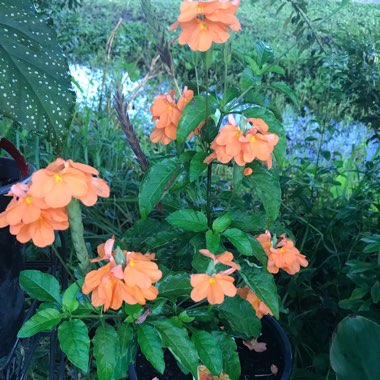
[1,1,309,379]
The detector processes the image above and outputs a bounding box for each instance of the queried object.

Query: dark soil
[134,323,285,380]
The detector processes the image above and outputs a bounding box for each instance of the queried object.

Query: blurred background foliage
[1,0,379,378]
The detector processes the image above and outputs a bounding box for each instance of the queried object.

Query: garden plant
[0,0,380,379]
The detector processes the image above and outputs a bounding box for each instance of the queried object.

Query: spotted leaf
[0,0,75,147]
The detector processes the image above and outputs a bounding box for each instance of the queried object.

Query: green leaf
[271,82,300,109]
[18,308,62,338]
[240,67,261,91]
[137,325,165,374]
[157,273,192,300]
[58,320,90,373]
[371,281,380,304]
[93,324,119,380]
[212,331,241,380]
[223,228,252,255]
[124,304,143,316]
[19,270,61,303]
[239,262,279,319]
[166,209,208,232]
[213,213,232,233]
[154,319,199,376]
[192,329,223,376]
[115,323,137,379]
[0,0,75,146]
[62,282,79,313]
[330,316,380,380]
[218,296,261,339]
[177,95,218,143]
[139,157,181,219]
[190,151,208,182]
[246,235,268,265]
[255,41,274,66]
[231,210,265,232]
[206,230,221,253]
[244,161,281,225]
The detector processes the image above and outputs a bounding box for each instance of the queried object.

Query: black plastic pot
[0,141,33,358]
[128,315,293,380]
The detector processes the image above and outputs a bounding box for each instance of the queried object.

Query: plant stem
[67,199,91,273]
[206,162,213,229]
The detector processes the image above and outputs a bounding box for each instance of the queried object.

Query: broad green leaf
[213,213,232,233]
[212,331,241,380]
[154,319,199,376]
[246,235,267,265]
[240,67,261,91]
[115,323,137,379]
[190,151,208,182]
[255,41,274,66]
[192,329,223,376]
[0,0,75,146]
[177,95,217,143]
[231,210,265,232]
[222,87,239,107]
[137,325,165,374]
[139,157,181,219]
[371,281,380,304]
[124,304,143,316]
[18,308,62,338]
[62,282,79,313]
[239,262,279,319]
[93,324,119,380]
[157,273,192,300]
[271,82,300,110]
[19,270,61,303]
[330,316,380,380]
[58,320,90,373]
[243,162,281,225]
[218,296,261,339]
[223,228,252,255]
[206,230,221,253]
[166,209,208,232]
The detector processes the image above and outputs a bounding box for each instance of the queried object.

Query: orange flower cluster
[150,87,203,145]
[82,237,162,311]
[237,286,273,319]
[170,0,241,52]
[0,158,110,248]
[204,116,279,170]
[257,230,309,275]
[198,365,231,380]
[190,249,240,304]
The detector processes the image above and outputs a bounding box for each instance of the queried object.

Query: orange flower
[243,167,253,176]
[123,252,162,288]
[257,231,309,275]
[9,207,69,248]
[205,116,279,168]
[83,262,140,311]
[198,365,231,380]
[170,0,241,52]
[29,158,109,208]
[83,240,162,310]
[237,286,273,319]
[190,273,237,304]
[150,87,204,144]
[199,249,241,271]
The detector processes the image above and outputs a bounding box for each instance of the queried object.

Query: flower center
[25,196,33,205]
[54,174,63,183]
[129,261,135,267]
[279,248,285,254]
[234,131,241,138]
[199,21,207,30]
[250,136,256,142]
[197,5,205,13]
[209,277,216,284]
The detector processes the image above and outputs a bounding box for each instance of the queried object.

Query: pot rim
[0,157,35,196]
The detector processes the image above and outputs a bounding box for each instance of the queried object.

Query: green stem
[67,199,91,273]
[206,163,213,229]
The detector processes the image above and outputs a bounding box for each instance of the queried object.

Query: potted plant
[1,1,309,378]
[0,0,75,359]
